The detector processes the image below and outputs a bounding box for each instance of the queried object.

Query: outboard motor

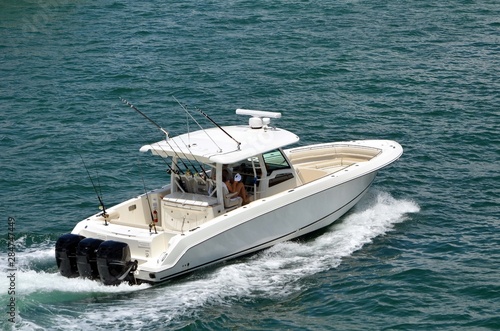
[96,240,137,285]
[55,234,85,278]
[76,238,104,279]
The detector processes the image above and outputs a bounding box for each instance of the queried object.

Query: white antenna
[236,109,281,129]
[236,109,281,118]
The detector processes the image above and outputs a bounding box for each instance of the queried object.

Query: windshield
[262,149,291,175]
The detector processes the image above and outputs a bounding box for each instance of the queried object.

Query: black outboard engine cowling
[96,240,136,286]
[55,234,85,278]
[76,238,104,279]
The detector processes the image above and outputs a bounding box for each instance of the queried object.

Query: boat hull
[137,171,377,283]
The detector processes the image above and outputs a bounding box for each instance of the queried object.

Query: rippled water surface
[1,0,498,330]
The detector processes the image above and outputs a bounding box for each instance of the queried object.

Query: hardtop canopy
[140,124,299,164]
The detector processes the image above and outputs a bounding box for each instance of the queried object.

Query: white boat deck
[288,143,382,184]
[163,191,218,207]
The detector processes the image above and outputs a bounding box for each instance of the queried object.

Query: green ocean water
[0,0,499,330]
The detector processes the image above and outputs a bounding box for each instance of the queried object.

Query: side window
[263,149,294,188]
[263,149,291,175]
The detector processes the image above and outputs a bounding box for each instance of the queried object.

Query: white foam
[18,270,150,294]
[0,243,151,296]
[0,237,54,270]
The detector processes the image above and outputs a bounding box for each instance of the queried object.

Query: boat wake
[187,189,420,300]
[0,240,151,298]
[2,190,419,330]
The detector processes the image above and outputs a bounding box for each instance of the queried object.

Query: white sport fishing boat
[56,107,403,285]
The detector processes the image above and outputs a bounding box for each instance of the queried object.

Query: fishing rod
[173,97,223,152]
[163,114,208,178]
[148,145,182,175]
[78,152,109,226]
[164,143,191,175]
[168,134,203,176]
[120,98,169,138]
[121,97,210,179]
[120,97,192,173]
[171,98,215,179]
[195,106,241,150]
[138,162,157,234]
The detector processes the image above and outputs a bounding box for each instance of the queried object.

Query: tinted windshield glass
[263,149,290,175]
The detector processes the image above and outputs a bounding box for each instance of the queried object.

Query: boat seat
[179,175,197,193]
[194,176,210,195]
[179,174,214,196]
[163,192,218,208]
[222,183,242,210]
[296,167,327,184]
